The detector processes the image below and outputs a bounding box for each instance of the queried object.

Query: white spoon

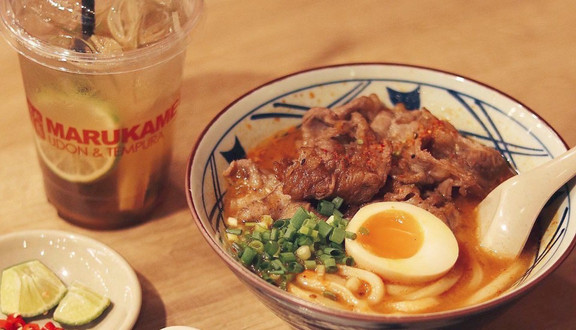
[477,146,576,259]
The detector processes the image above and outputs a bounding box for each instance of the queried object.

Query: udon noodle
[222,94,536,314]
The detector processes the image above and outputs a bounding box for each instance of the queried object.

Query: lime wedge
[53,281,111,326]
[31,90,120,183]
[0,260,67,317]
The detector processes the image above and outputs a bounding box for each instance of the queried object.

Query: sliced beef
[382,105,512,199]
[223,94,514,229]
[223,159,310,222]
[280,95,392,204]
[375,104,514,227]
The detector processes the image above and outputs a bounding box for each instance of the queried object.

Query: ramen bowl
[185,63,576,329]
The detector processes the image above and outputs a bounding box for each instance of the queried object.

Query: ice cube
[149,0,178,9]
[106,0,144,50]
[11,0,196,53]
[18,0,83,35]
[138,3,175,47]
[10,1,56,41]
[87,35,123,54]
[93,0,113,35]
[105,0,194,50]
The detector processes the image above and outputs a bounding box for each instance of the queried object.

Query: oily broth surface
[232,125,536,313]
[247,125,301,174]
[412,198,537,313]
[223,126,301,221]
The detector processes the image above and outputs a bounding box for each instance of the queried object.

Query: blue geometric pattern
[219,137,246,163]
[387,86,421,110]
[199,76,571,289]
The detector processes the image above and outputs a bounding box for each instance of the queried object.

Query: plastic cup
[0,0,203,229]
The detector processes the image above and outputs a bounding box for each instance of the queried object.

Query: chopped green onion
[329,227,346,244]
[296,245,312,260]
[290,207,309,229]
[345,231,357,240]
[302,218,317,229]
[328,241,342,250]
[323,247,344,258]
[282,241,294,252]
[310,229,319,239]
[252,231,262,241]
[270,259,285,270]
[261,231,271,241]
[273,219,287,228]
[318,254,331,262]
[279,252,297,263]
[264,241,280,255]
[248,240,264,252]
[260,214,273,227]
[225,228,242,235]
[323,257,338,273]
[270,228,279,241]
[283,225,297,240]
[240,247,257,265]
[254,222,268,232]
[304,260,317,270]
[334,210,348,228]
[296,235,313,247]
[317,200,335,216]
[341,257,355,266]
[287,262,304,273]
[317,221,333,238]
[298,225,313,236]
[330,214,341,227]
[331,196,344,210]
[358,226,370,235]
[326,216,335,225]
[258,260,271,270]
[227,197,354,290]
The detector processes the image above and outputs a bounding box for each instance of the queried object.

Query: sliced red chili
[0,319,15,330]
[42,322,64,330]
[6,314,25,326]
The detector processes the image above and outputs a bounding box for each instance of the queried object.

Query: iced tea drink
[0,0,203,228]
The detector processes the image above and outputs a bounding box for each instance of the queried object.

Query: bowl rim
[185,62,576,324]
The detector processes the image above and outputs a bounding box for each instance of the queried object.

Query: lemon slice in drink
[31,90,120,183]
[0,260,67,317]
[53,281,111,326]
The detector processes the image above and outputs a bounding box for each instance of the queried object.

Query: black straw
[74,0,95,52]
[81,0,95,39]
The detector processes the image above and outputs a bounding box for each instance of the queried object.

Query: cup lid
[0,0,204,73]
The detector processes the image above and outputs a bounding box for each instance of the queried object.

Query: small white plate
[0,230,141,329]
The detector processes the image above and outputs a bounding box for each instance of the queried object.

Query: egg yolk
[356,210,424,259]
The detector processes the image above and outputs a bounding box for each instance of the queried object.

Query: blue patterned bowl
[185,63,576,329]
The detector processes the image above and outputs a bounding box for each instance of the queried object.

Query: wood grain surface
[0,1,574,329]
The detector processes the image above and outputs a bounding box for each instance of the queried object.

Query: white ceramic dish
[186,63,576,329]
[0,230,141,329]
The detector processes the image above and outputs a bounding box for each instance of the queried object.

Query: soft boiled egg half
[345,202,459,284]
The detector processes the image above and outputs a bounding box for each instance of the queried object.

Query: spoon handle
[507,145,576,219]
[478,146,576,258]
[529,146,576,190]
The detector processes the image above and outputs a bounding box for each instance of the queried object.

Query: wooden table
[1,1,575,329]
